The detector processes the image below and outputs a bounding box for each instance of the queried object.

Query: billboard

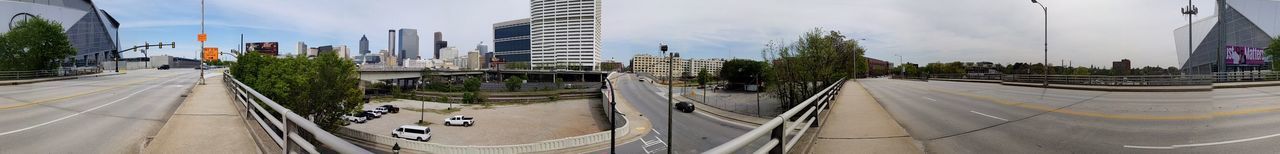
[203,47,219,62]
[1225,45,1265,65]
[245,42,280,56]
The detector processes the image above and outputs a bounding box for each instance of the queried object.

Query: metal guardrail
[0,67,102,80]
[223,70,372,154]
[1000,75,1211,86]
[1214,72,1280,83]
[706,79,846,154]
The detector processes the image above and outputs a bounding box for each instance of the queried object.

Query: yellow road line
[0,73,185,110]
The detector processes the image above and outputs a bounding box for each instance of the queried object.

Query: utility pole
[199,0,206,85]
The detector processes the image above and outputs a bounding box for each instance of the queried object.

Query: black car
[380,105,400,113]
[675,101,695,113]
[361,111,381,118]
[157,65,170,70]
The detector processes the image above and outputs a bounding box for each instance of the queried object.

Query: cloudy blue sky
[96,0,1217,68]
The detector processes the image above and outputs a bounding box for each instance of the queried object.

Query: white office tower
[530,0,601,70]
[440,47,459,62]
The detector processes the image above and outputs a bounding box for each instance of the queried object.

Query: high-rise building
[399,28,420,64]
[1,0,120,67]
[388,29,396,57]
[297,42,308,57]
[359,35,370,55]
[494,18,532,63]
[434,32,448,59]
[466,51,482,70]
[440,47,459,62]
[530,0,601,70]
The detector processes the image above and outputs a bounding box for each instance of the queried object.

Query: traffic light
[144,42,149,50]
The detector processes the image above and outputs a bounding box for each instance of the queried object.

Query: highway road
[859,78,1280,153]
[600,74,766,154]
[0,69,201,153]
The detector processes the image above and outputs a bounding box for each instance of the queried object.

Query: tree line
[0,16,76,71]
[230,52,363,130]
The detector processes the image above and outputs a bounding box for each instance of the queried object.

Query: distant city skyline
[96,0,1215,68]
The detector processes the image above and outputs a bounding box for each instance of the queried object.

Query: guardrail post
[770,124,785,154]
[281,111,290,154]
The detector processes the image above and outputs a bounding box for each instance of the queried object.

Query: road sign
[203,47,219,62]
[198,33,207,42]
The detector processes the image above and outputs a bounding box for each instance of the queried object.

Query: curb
[676,94,766,126]
[0,72,121,86]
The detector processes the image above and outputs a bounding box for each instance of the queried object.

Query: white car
[391,125,431,141]
[372,108,389,114]
[443,115,475,127]
[342,114,367,123]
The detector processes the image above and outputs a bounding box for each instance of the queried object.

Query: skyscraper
[434,32,448,60]
[388,29,396,57]
[530,0,601,70]
[359,35,369,55]
[297,42,307,57]
[494,18,531,63]
[399,29,420,64]
[359,35,369,64]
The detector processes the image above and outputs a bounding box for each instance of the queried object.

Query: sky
[96,0,1219,68]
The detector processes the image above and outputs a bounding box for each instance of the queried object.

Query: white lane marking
[651,128,661,135]
[0,73,187,136]
[969,111,1008,121]
[924,97,937,102]
[639,136,668,154]
[1124,133,1280,149]
[0,79,104,95]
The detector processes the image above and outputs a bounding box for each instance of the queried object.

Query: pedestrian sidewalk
[795,80,921,154]
[143,75,268,154]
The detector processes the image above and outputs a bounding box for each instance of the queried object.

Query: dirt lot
[343,98,610,145]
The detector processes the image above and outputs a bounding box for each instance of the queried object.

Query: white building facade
[530,0,602,70]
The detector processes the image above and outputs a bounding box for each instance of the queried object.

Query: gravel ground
[343,98,609,145]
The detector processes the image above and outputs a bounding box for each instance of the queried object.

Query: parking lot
[342,98,610,145]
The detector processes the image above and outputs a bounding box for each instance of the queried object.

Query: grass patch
[369,96,398,103]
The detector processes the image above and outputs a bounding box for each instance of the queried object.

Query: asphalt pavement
[857,77,1280,153]
[0,69,200,153]
[601,74,767,154]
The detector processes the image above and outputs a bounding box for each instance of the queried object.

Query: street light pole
[895,54,903,78]
[1181,0,1198,62]
[660,44,673,154]
[1032,0,1047,87]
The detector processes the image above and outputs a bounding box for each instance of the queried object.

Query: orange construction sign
[203,47,219,62]
[198,33,207,42]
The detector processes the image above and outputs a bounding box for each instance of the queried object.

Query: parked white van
[391,125,431,142]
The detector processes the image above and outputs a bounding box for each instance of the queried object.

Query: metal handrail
[706,78,846,154]
[223,70,372,154]
[0,67,102,80]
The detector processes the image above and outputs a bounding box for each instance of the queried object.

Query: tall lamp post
[199,0,206,85]
[1181,0,1198,59]
[1032,0,1048,87]
[660,43,677,154]
[894,54,903,78]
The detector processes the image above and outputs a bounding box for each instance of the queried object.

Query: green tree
[696,68,710,87]
[762,28,865,108]
[719,59,767,85]
[1267,36,1280,72]
[0,16,75,71]
[1071,67,1091,75]
[309,52,364,130]
[463,77,482,92]
[505,76,524,92]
